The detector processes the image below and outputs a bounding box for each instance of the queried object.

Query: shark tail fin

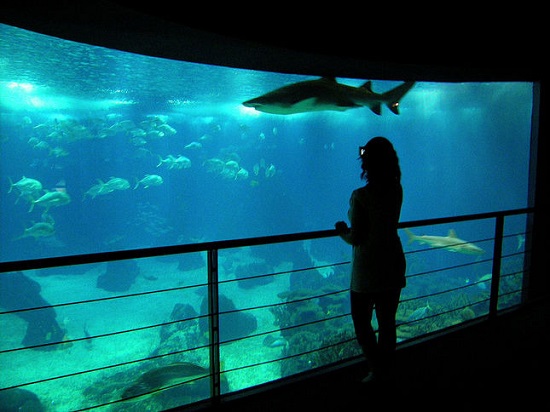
[8,177,14,193]
[383,81,416,114]
[404,228,416,245]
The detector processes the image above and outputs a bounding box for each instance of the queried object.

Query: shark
[242,77,415,115]
[404,228,485,255]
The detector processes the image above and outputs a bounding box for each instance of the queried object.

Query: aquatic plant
[315,327,360,364]
[280,331,319,377]
[293,302,325,324]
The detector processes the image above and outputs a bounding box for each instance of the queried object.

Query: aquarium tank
[0,23,536,411]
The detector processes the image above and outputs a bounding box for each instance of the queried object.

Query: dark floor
[186,296,550,412]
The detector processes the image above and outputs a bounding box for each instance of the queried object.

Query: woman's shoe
[361,371,377,384]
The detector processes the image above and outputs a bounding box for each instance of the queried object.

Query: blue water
[0,23,534,263]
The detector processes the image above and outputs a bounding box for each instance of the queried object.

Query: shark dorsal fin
[360,80,373,92]
[448,229,457,238]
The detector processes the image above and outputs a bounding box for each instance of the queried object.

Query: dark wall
[530,80,549,300]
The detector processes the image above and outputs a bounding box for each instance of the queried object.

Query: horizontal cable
[220,312,351,348]
[0,281,207,316]
[218,288,348,315]
[219,261,349,286]
[74,370,210,411]
[498,289,526,301]
[222,335,358,376]
[403,235,496,257]
[0,313,210,354]
[401,280,493,305]
[406,257,492,280]
[502,269,527,278]
[1,341,211,392]
[501,250,530,260]
[399,296,491,327]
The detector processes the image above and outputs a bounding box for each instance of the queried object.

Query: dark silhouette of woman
[335,136,406,383]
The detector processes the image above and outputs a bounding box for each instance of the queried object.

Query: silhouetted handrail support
[489,215,504,318]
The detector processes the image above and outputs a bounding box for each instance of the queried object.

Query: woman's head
[359,136,401,184]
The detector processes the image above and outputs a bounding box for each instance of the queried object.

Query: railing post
[207,249,221,403]
[489,215,505,319]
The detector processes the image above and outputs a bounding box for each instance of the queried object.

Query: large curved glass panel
[0,23,534,263]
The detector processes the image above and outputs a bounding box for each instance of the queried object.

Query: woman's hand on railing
[334,221,350,235]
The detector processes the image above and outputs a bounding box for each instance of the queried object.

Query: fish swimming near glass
[404,228,485,255]
[133,174,164,189]
[475,273,492,290]
[28,190,71,213]
[121,362,209,400]
[263,334,288,349]
[407,300,432,322]
[516,234,525,251]
[8,176,43,203]
[15,221,55,240]
[242,77,415,115]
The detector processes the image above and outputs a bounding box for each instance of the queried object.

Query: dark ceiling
[108,2,544,79]
[2,0,545,81]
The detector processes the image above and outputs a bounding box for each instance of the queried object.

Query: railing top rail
[0,207,534,274]
[399,207,534,229]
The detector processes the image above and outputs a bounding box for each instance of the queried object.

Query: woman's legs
[373,288,402,378]
[350,289,402,380]
[350,291,378,372]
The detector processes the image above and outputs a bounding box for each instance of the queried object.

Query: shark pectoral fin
[388,102,400,114]
[335,100,361,110]
[293,97,318,106]
[369,104,382,115]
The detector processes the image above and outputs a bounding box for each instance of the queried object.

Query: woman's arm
[335,191,365,246]
[335,220,353,244]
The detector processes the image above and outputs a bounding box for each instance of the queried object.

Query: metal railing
[0,207,534,411]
